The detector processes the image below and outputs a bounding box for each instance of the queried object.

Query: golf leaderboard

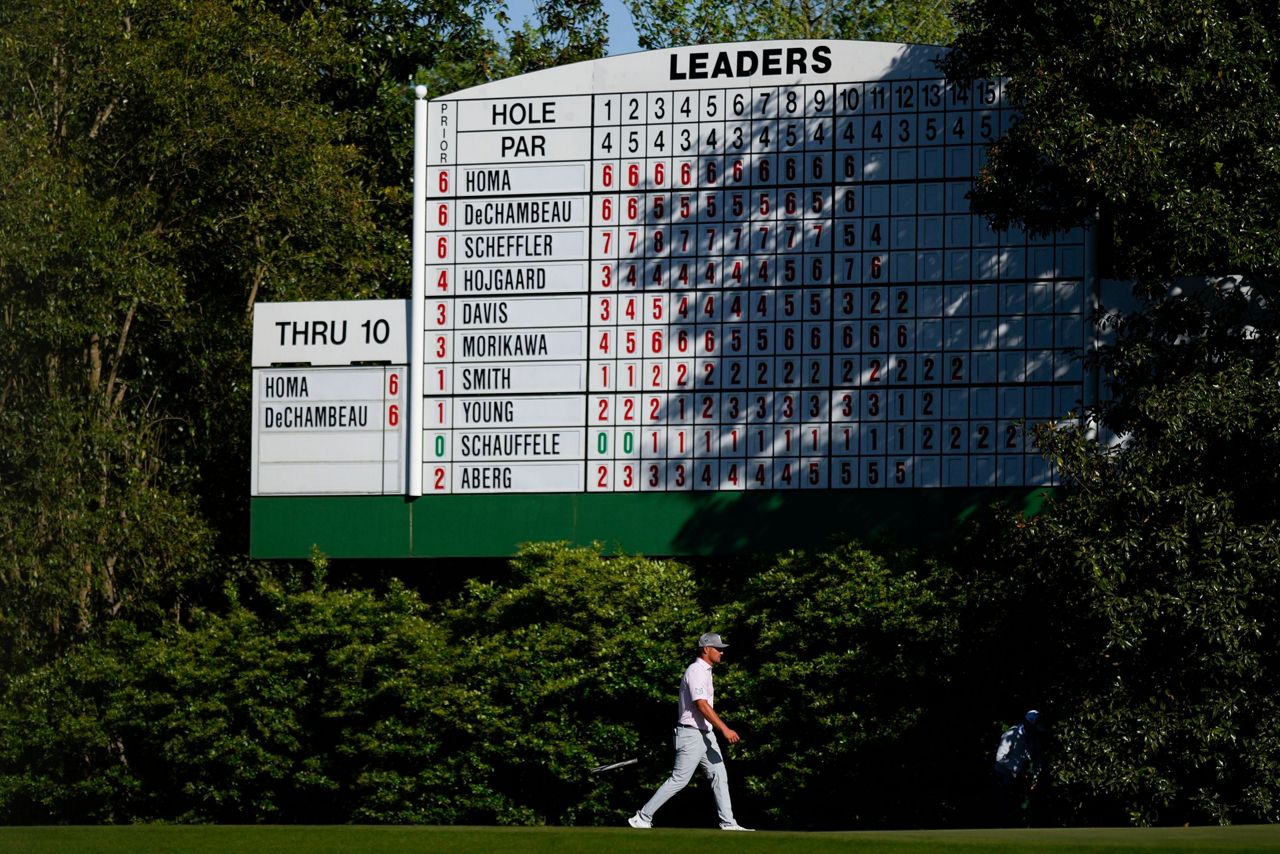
[417,40,1089,495]
[251,40,1096,556]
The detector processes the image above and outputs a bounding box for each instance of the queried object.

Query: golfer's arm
[694,699,733,737]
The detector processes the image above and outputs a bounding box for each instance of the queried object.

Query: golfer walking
[628,632,753,831]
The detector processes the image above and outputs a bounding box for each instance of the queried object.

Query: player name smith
[460,367,512,390]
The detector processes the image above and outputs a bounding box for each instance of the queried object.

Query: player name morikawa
[669,44,832,80]
[460,332,548,358]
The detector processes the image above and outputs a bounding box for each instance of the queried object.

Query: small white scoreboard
[251,301,408,495]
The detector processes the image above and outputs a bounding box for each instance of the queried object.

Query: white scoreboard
[414,40,1092,496]
[251,301,408,495]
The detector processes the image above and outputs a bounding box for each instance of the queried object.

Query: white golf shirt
[676,658,714,731]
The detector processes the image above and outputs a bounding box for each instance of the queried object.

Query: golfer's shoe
[627,812,652,829]
[720,823,754,831]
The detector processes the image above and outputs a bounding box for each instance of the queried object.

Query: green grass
[1,825,1277,853]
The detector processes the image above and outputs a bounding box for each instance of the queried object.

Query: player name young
[455,395,585,426]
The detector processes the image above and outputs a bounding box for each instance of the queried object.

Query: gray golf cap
[698,632,729,649]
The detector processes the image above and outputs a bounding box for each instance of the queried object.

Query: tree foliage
[0,0,385,664]
[435,543,708,825]
[944,0,1280,287]
[0,0,513,666]
[0,575,469,823]
[0,545,710,825]
[724,544,962,828]
[500,0,610,76]
[955,283,1280,826]
[933,0,1280,825]
[628,0,955,52]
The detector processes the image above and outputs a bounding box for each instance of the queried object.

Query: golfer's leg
[639,728,704,822]
[698,732,737,827]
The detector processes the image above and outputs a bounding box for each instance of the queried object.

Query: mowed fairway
[1,825,1277,853]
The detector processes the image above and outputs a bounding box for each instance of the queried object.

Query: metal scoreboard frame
[251,39,1097,558]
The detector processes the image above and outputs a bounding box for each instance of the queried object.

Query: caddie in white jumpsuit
[628,632,753,831]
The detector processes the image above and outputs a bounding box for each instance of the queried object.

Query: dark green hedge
[3,533,1279,828]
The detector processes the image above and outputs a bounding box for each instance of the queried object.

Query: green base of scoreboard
[250,489,1046,558]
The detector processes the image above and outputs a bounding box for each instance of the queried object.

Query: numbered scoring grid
[586,78,1085,491]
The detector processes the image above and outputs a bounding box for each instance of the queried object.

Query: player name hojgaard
[462,199,573,227]
[462,267,545,292]
[458,431,563,457]
[262,405,369,429]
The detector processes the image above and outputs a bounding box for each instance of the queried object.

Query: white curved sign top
[451,41,943,98]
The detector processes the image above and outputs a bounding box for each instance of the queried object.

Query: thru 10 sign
[417,40,1090,495]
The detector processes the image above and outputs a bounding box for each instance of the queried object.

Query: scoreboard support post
[408,84,428,496]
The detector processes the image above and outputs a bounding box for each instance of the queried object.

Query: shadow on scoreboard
[249,489,1047,559]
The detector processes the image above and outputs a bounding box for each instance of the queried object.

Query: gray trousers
[638,726,736,827]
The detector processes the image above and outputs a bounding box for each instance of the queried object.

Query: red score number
[387,372,400,428]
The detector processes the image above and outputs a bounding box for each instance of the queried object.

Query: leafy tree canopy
[628,0,955,51]
[0,0,512,665]
[944,0,1280,287]
[499,0,610,76]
